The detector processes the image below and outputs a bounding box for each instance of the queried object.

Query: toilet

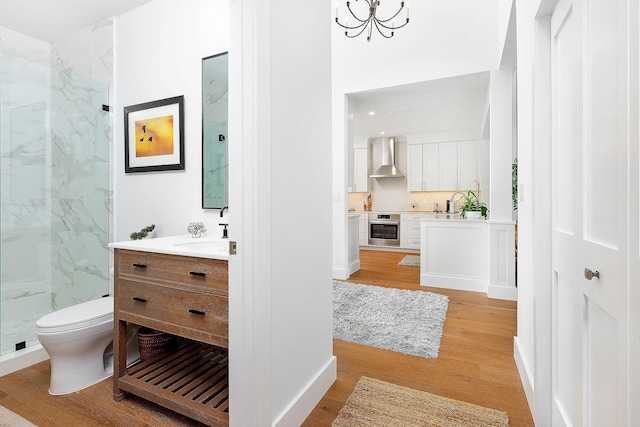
[35,296,140,395]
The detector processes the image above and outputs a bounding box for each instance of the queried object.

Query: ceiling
[349,72,490,139]
[0,0,154,42]
[1,2,491,141]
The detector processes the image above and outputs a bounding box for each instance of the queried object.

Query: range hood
[369,137,404,178]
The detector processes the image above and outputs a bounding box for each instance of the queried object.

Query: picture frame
[124,95,185,173]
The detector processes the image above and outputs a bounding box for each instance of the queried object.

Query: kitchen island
[420,217,516,300]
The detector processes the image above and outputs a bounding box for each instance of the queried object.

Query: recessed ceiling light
[380,131,385,135]
[368,111,375,116]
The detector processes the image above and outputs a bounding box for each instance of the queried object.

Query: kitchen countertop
[109,234,230,260]
[347,210,493,222]
[420,216,487,223]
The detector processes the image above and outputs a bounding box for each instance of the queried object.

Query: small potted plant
[130,224,155,240]
[459,190,488,219]
[187,221,207,238]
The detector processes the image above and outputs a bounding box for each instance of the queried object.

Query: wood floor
[302,249,534,426]
[0,249,533,426]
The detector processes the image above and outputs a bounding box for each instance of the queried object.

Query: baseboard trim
[0,344,48,377]
[420,273,487,293]
[273,355,337,427]
[488,284,518,301]
[514,337,536,420]
[348,260,361,276]
[333,267,349,280]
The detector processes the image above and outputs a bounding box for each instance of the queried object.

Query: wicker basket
[137,327,177,362]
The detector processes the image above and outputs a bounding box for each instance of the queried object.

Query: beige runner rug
[332,377,509,427]
[0,406,36,427]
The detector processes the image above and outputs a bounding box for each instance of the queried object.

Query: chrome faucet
[449,192,466,213]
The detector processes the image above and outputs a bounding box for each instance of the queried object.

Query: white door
[550,0,629,425]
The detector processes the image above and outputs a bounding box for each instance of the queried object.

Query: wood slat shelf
[118,340,229,426]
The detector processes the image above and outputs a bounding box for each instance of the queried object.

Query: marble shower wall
[49,69,110,307]
[49,19,113,308]
[0,53,53,354]
[0,21,113,354]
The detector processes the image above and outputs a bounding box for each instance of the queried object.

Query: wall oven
[368,213,401,247]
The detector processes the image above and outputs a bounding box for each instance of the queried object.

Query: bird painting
[134,115,174,157]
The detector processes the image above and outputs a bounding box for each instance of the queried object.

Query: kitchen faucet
[220,206,228,217]
[449,192,466,213]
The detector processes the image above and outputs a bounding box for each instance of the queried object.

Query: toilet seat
[36,297,113,334]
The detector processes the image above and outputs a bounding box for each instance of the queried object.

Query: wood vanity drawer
[117,279,228,347]
[117,250,228,294]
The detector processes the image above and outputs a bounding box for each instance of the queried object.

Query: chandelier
[335,1,410,42]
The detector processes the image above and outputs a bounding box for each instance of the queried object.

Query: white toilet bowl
[35,296,139,395]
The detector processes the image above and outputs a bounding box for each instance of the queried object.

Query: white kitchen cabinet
[407,140,477,191]
[347,214,361,275]
[407,144,439,191]
[358,212,368,246]
[352,148,370,193]
[407,145,423,191]
[438,142,458,191]
[401,213,429,249]
[457,140,477,190]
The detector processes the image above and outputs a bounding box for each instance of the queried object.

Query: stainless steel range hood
[369,137,404,178]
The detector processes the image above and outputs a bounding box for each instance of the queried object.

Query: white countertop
[109,234,230,260]
[348,210,486,221]
[420,216,487,223]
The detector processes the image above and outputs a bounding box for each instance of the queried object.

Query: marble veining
[0,20,114,355]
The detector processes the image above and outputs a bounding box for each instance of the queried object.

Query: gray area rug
[0,406,36,427]
[333,281,449,358]
[398,255,420,267]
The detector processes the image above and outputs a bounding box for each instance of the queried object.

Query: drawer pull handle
[189,271,206,277]
[132,263,147,269]
[132,297,147,303]
[189,309,206,316]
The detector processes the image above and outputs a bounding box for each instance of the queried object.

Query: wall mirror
[202,52,229,208]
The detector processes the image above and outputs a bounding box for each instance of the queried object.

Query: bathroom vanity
[109,236,229,426]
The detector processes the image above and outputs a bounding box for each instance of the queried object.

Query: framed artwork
[124,95,185,173]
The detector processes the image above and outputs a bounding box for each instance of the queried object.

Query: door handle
[584,268,600,280]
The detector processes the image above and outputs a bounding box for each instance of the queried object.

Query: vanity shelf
[112,248,229,426]
[120,339,229,426]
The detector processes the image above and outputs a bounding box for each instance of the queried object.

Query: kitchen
[344,72,517,300]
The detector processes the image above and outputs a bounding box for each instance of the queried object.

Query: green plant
[130,224,155,240]
[459,190,488,219]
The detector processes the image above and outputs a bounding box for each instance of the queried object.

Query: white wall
[514,0,555,424]
[228,0,335,424]
[332,1,502,277]
[0,26,50,64]
[113,0,229,242]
